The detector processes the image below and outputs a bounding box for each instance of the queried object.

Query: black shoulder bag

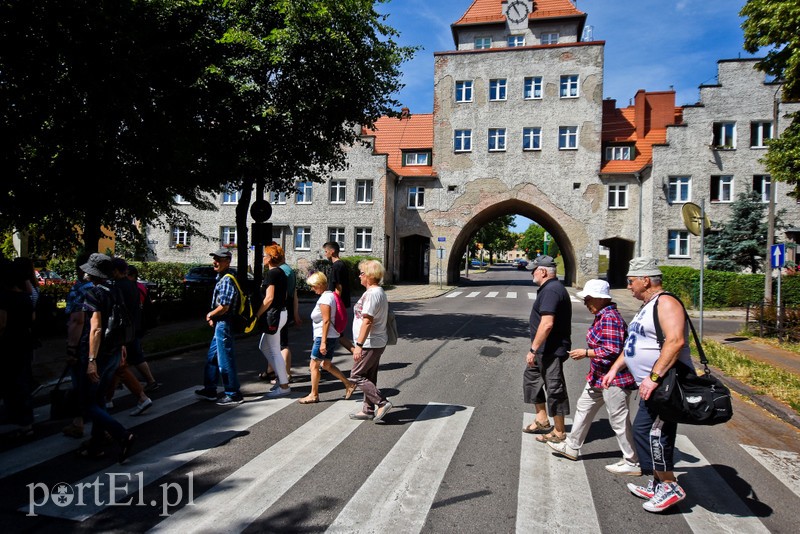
[648,292,733,426]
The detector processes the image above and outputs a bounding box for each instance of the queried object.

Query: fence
[745,301,800,342]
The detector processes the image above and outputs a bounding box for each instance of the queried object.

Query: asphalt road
[1,264,798,532]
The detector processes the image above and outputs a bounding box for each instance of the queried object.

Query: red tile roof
[362,112,435,177]
[455,0,584,26]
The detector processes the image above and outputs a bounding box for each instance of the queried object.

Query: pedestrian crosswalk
[446,290,582,303]
[3,391,798,532]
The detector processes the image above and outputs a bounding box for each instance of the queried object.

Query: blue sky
[377,0,755,231]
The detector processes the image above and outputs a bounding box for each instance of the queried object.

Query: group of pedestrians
[523,255,691,513]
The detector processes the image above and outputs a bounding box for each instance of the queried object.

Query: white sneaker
[266,386,291,398]
[605,459,642,476]
[627,479,656,500]
[547,440,579,461]
[643,482,686,513]
[130,397,153,416]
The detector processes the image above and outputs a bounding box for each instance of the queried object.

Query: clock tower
[503,0,533,31]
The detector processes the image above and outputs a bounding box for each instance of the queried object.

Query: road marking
[466,291,481,298]
[445,292,463,298]
[527,293,536,299]
[507,292,517,299]
[26,396,296,521]
[486,291,499,298]
[150,401,362,532]
[674,435,769,533]
[741,444,800,498]
[517,414,600,533]
[326,402,474,534]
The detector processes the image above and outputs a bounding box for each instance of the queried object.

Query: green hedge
[661,266,800,307]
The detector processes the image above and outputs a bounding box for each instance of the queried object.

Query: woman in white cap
[547,279,640,476]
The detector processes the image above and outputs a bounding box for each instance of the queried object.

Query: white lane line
[527,293,536,299]
[0,387,200,479]
[486,292,499,298]
[506,292,518,299]
[445,292,463,298]
[516,414,600,534]
[326,402,474,534]
[740,444,800,499]
[674,435,769,533]
[150,401,362,533]
[27,396,296,521]
[466,292,481,298]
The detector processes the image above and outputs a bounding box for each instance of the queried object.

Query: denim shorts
[310,337,339,360]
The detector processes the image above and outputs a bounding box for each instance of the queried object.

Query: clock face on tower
[505,0,530,24]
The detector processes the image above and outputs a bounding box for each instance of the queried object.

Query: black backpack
[98,283,136,347]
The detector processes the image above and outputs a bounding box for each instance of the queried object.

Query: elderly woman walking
[348,260,392,422]
[547,279,640,476]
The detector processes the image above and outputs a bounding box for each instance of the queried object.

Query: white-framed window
[474,37,491,49]
[355,227,373,252]
[558,126,578,150]
[507,35,525,47]
[329,180,346,204]
[296,181,313,204]
[750,121,773,148]
[328,227,345,250]
[272,225,286,247]
[523,76,543,100]
[605,146,632,160]
[294,227,311,250]
[356,180,373,203]
[488,128,507,152]
[175,195,190,205]
[753,175,771,203]
[489,79,507,101]
[712,122,736,149]
[560,74,579,98]
[408,186,425,209]
[541,32,559,44]
[455,80,473,103]
[222,187,239,204]
[608,184,628,209]
[668,176,691,203]
[171,226,190,248]
[710,175,734,203]
[270,191,287,204]
[668,230,690,258]
[454,129,472,152]
[221,226,237,245]
[522,127,542,151]
[403,152,430,166]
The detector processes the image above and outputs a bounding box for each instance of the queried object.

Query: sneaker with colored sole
[216,394,244,406]
[605,459,642,476]
[643,482,686,513]
[627,479,657,500]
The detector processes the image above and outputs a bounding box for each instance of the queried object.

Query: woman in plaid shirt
[547,279,640,475]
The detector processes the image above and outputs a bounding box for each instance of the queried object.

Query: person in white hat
[547,279,640,476]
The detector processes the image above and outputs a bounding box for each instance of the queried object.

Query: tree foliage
[516,224,559,259]
[471,215,516,262]
[706,192,769,272]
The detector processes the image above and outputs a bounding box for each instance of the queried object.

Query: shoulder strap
[652,292,709,371]
[224,273,245,313]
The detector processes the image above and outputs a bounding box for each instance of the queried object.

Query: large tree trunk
[82,211,102,253]
[236,177,255,288]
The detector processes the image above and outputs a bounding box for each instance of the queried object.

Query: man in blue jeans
[195,248,243,406]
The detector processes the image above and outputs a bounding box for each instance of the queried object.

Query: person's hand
[320,342,327,356]
[206,313,214,327]
[569,349,586,360]
[353,346,363,362]
[601,372,615,389]
[87,361,99,383]
[526,350,536,367]
[638,376,659,400]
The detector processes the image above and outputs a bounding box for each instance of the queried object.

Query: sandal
[522,420,553,434]
[344,382,357,400]
[258,371,275,382]
[535,431,566,444]
[298,396,319,405]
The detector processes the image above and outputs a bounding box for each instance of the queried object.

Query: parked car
[35,269,71,286]
[183,266,254,291]
[470,259,487,268]
[514,259,529,270]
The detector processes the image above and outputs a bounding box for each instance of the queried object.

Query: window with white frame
[296,181,313,204]
[408,186,425,209]
[454,129,472,152]
[269,191,287,204]
[488,128,507,152]
[507,35,525,47]
[522,127,542,151]
[455,80,473,103]
[524,76,543,99]
[710,175,734,203]
[668,176,691,203]
[222,187,239,204]
[489,79,507,101]
[328,227,345,250]
[403,152,430,166]
[712,122,736,149]
[221,226,237,245]
[541,32,559,44]
[171,226,190,248]
[560,74,579,98]
[605,146,632,161]
[750,121,773,148]
[474,37,491,49]
[355,227,373,252]
[668,230,690,258]
[356,180,373,203]
[753,175,771,203]
[608,184,628,209]
[294,227,311,250]
[558,126,577,150]
[329,180,346,203]
[175,195,189,205]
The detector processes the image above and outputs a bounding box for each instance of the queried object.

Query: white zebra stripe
[740,444,800,499]
[486,291,499,298]
[466,291,481,298]
[445,291,463,298]
[507,292,518,299]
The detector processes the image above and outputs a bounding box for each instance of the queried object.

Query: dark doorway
[599,237,635,288]
[400,235,430,283]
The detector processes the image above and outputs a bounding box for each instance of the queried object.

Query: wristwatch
[356,342,364,347]
[88,357,96,363]
[649,371,662,384]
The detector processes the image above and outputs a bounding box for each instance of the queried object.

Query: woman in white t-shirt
[298,272,356,405]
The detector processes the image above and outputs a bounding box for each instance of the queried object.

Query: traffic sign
[771,243,786,269]
[437,237,446,242]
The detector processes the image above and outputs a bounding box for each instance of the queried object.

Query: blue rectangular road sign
[771,243,786,269]
[437,237,446,242]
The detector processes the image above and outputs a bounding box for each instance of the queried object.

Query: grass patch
[142,326,214,354]
[700,339,800,414]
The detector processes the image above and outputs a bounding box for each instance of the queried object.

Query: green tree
[706,192,769,272]
[471,215,516,263]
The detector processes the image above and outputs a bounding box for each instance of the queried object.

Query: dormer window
[403,152,431,166]
[605,145,634,161]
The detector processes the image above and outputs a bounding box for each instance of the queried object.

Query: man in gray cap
[522,255,572,444]
[195,248,243,405]
[602,257,694,513]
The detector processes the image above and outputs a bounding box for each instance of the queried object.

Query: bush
[130,261,188,301]
[661,266,800,308]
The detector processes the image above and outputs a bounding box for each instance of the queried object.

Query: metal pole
[765,89,780,303]
[777,262,782,341]
[699,199,705,341]
[253,178,265,290]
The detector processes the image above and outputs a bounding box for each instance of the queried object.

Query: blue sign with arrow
[771,243,786,269]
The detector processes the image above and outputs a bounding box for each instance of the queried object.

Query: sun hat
[577,279,612,299]
[80,253,113,280]
[627,257,662,277]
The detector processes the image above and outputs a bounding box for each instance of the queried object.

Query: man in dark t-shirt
[323,241,353,351]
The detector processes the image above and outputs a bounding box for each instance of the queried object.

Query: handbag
[259,307,281,335]
[50,364,79,420]
[646,293,733,426]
